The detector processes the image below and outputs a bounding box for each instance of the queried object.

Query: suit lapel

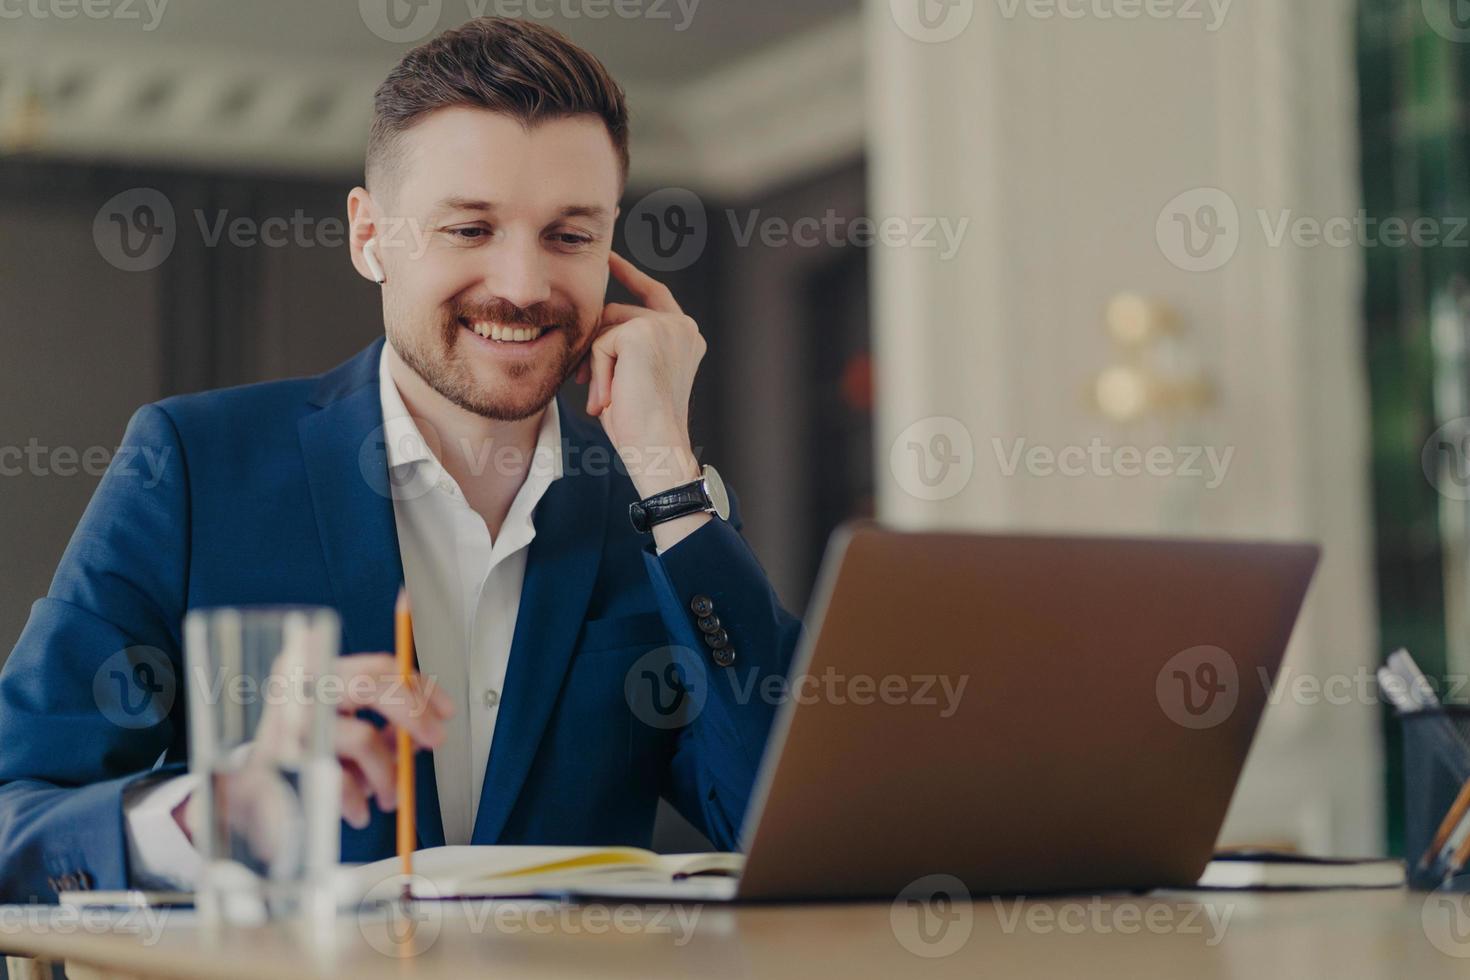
[471,403,609,843]
[296,337,445,849]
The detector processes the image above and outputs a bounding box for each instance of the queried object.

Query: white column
[865,0,1382,853]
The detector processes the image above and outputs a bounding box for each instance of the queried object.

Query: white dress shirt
[124,343,563,884]
[378,343,561,845]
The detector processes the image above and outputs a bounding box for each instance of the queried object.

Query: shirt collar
[377,341,564,487]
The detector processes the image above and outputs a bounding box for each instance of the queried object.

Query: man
[0,17,801,901]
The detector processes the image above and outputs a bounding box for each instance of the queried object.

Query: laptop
[571,524,1320,901]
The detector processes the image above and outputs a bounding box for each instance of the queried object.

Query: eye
[445,225,491,242]
[549,232,595,249]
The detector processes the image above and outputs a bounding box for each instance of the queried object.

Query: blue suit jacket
[0,338,801,902]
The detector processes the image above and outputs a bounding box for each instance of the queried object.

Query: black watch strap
[629,480,710,534]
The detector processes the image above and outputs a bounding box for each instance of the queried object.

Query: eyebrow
[428,197,612,225]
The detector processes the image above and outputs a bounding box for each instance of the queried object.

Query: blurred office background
[4,0,1470,858]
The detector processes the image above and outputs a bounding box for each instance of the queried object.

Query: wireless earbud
[363,238,386,285]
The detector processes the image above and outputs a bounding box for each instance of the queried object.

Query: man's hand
[576,251,711,549]
[175,653,454,843]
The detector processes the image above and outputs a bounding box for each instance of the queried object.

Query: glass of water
[183,606,342,927]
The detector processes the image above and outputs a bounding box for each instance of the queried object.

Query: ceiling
[2,0,861,86]
[0,0,867,195]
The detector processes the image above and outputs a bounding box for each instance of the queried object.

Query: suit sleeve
[640,489,802,850]
[0,404,191,902]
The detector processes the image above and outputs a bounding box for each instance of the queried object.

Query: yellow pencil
[1421,775,1470,870]
[395,586,416,880]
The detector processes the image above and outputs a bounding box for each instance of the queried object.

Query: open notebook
[340,846,745,901]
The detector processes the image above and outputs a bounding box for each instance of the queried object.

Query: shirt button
[483,689,500,708]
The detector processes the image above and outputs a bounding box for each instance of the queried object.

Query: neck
[385,341,545,534]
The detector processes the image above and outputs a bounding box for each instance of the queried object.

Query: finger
[587,337,618,417]
[600,302,651,328]
[340,760,372,829]
[574,356,591,386]
[609,251,681,315]
[332,654,447,748]
[335,717,397,812]
[413,672,454,720]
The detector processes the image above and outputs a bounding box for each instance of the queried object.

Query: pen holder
[1400,705,1470,891]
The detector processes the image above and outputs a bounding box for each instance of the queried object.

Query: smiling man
[0,17,802,900]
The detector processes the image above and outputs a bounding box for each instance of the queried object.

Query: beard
[386,293,591,422]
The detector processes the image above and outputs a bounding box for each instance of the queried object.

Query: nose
[479,232,552,311]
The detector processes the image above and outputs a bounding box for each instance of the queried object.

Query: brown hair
[366,17,630,197]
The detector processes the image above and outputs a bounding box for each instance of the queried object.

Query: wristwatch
[629,464,730,534]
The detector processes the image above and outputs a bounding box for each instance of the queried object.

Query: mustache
[449,298,575,330]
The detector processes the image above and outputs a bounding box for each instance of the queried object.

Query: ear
[347,187,383,285]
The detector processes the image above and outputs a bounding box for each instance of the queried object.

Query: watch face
[702,465,731,520]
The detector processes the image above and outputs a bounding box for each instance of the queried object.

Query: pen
[1422,776,1470,871]
[396,586,416,882]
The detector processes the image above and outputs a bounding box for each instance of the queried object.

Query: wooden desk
[2,889,1468,979]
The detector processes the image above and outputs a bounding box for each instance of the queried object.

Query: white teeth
[467,321,545,343]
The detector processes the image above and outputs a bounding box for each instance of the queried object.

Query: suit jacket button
[703,629,729,650]
[690,595,714,618]
[697,614,721,634]
[712,647,736,667]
